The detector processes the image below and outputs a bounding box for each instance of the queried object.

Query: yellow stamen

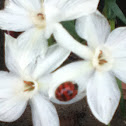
[24,87,35,92]
[98,50,103,59]
[24,81,35,92]
[37,13,45,20]
[99,59,108,65]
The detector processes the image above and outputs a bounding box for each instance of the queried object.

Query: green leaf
[48,35,56,46]
[110,2,126,24]
[103,0,126,26]
[48,21,86,46]
[103,0,116,19]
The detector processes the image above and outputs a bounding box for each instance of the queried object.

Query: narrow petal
[0,71,19,91]
[105,27,126,58]
[87,72,120,124]
[9,0,42,11]
[5,33,34,76]
[5,34,21,75]
[30,93,59,126]
[32,44,70,79]
[0,71,27,122]
[0,0,42,31]
[49,61,94,104]
[44,24,56,39]
[37,75,52,97]
[17,29,48,76]
[17,28,48,57]
[0,98,27,122]
[0,10,33,31]
[45,0,99,21]
[76,11,111,49]
[5,28,48,76]
[53,23,93,60]
[4,0,27,15]
[112,58,126,83]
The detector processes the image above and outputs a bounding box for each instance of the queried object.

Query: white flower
[0,34,70,126]
[0,0,99,55]
[49,11,126,124]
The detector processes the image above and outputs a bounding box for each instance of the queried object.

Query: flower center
[98,50,108,65]
[14,79,39,100]
[92,47,113,72]
[31,11,46,29]
[24,81,35,92]
[37,13,45,20]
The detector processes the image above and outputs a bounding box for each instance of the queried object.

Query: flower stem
[109,19,115,31]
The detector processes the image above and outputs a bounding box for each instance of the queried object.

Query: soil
[0,0,126,126]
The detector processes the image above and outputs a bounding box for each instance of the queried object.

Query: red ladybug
[55,81,78,101]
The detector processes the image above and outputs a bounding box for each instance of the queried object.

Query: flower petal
[87,72,120,124]
[44,24,56,39]
[10,0,41,11]
[5,34,21,75]
[112,58,126,83]
[49,61,94,104]
[0,4,33,31]
[5,28,48,76]
[30,93,59,126]
[45,0,99,21]
[4,0,27,15]
[0,71,27,122]
[76,11,111,49]
[37,75,52,97]
[0,71,18,90]
[105,27,126,58]
[53,23,93,60]
[0,98,27,122]
[17,28,48,57]
[17,29,48,75]
[32,44,70,79]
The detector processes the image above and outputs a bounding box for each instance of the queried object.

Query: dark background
[0,0,126,126]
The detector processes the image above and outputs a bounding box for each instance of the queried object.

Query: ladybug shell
[55,82,78,102]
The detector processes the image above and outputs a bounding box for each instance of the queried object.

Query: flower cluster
[0,0,126,125]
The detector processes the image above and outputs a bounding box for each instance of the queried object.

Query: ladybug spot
[55,82,78,102]
[67,90,73,96]
[74,84,78,90]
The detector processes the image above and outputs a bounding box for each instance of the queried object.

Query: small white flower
[0,34,70,125]
[0,0,99,55]
[49,11,126,124]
